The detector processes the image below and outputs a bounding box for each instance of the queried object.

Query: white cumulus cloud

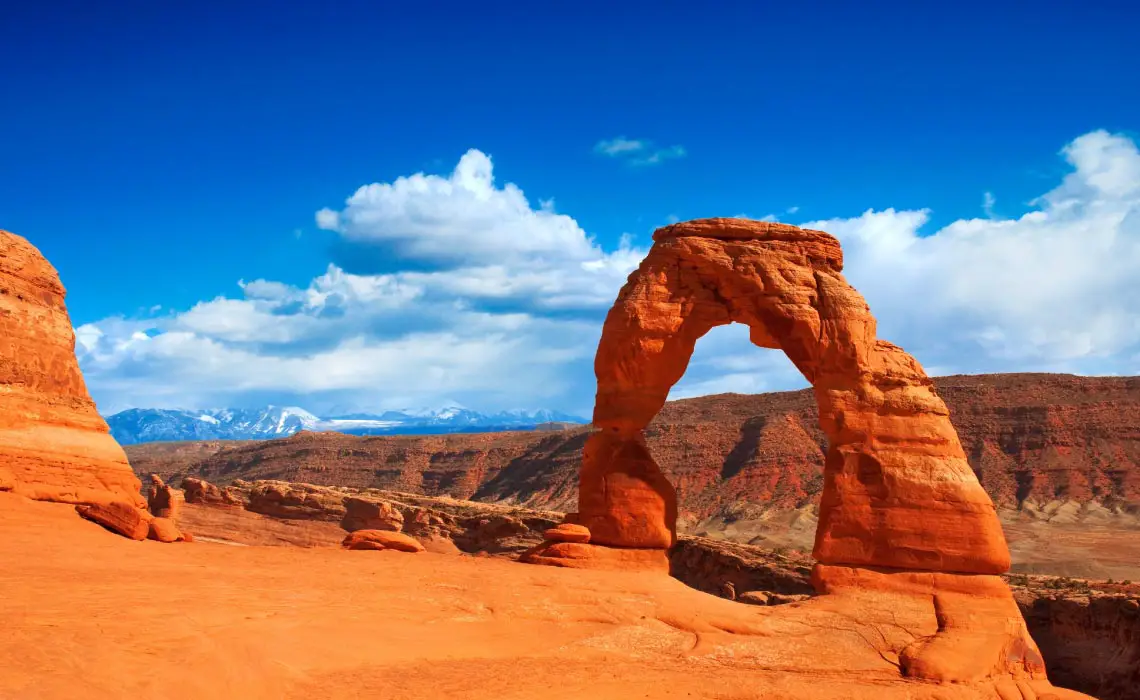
[673,129,1140,400]
[74,131,1140,417]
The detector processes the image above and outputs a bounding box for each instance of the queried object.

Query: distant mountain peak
[105,405,587,445]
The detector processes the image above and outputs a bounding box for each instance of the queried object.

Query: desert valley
[4,217,1140,700]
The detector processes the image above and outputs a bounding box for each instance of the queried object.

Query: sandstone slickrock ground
[0,230,143,507]
[0,491,1099,700]
[125,475,1140,699]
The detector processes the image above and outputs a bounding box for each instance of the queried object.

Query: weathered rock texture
[157,474,1126,697]
[1015,582,1140,700]
[146,474,179,519]
[580,218,1008,574]
[76,501,150,540]
[0,230,142,507]
[181,477,562,555]
[342,529,425,553]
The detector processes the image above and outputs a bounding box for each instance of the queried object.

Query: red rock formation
[76,501,150,540]
[146,474,180,519]
[181,476,248,506]
[147,516,184,543]
[579,218,1008,574]
[341,496,404,532]
[543,523,590,543]
[0,230,143,507]
[342,529,425,553]
[519,541,670,572]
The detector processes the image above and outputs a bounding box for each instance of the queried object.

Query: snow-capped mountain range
[105,405,588,445]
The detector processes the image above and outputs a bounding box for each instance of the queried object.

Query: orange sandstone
[0,230,143,507]
[342,529,425,553]
[579,218,1009,574]
[75,501,150,540]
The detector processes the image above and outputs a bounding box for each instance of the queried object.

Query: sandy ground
[0,493,1090,700]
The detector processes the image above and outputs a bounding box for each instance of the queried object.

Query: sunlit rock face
[0,229,143,507]
[580,217,1009,574]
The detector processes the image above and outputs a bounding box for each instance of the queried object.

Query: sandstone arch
[579,217,1010,575]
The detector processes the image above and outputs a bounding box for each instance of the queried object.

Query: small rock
[148,517,183,543]
[544,523,591,544]
[738,591,770,606]
[721,582,737,600]
[76,501,151,540]
[342,529,425,553]
[767,593,812,606]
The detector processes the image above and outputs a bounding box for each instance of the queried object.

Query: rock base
[812,564,1047,685]
[519,541,669,573]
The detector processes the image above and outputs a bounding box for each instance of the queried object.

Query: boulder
[543,523,590,544]
[0,466,15,492]
[342,529,425,553]
[0,230,144,508]
[76,501,150,540]
[147,516,183,543]
[341,496,404,532]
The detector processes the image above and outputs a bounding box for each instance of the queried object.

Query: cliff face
[0,230,143,506]
[131,374,1140,526]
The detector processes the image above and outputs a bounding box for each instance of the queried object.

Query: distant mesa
[0,230,144,507]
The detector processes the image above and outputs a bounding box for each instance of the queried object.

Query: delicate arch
[579,218,1009,575]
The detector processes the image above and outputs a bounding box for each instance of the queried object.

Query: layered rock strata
[0,230,142,507]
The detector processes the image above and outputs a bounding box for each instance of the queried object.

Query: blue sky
[3,1,1139,416]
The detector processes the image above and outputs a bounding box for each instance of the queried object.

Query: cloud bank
[77,130,1140,415]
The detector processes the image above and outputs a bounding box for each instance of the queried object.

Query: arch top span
[579,217,1011,576]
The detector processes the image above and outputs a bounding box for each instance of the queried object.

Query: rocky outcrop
[1013,581,1140,700]
[0,230,143,507]
[146,474,179,519]
[341,496,404,532]
[576,218,1007,574]
[342,529,425,552]
[147,516,184,543]
[178,477,561,555]
[76,501,150,540]
[181,476,248,506]
[668,536,815,598]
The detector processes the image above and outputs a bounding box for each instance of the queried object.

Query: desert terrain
[0,492,1109,700]
[5,220,1139,699]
